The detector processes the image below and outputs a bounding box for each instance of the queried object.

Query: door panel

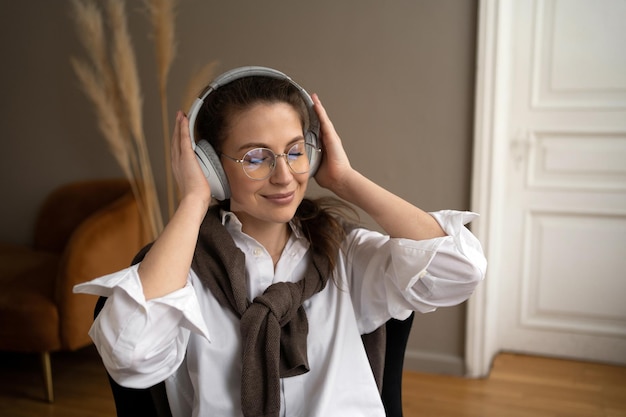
[468,0,626,375]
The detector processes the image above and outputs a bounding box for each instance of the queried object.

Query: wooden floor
[403,354,626,417]
[0,346,624,417]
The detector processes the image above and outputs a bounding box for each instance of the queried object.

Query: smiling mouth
[264,191,295,203]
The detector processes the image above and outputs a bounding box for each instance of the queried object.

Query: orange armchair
[0,179,147,402]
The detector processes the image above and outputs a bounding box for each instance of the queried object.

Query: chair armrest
[56,191,147,350]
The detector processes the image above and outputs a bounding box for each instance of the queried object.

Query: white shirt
[74,210,486,417]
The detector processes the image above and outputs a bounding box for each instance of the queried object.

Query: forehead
[225,102,304,151]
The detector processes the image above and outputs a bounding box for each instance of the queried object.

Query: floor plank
[0,346,115,417]
[402,353,626,417]
[1,346,625,416]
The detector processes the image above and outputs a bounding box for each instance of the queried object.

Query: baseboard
[403,348,465,376]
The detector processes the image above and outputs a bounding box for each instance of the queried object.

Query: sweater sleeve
[73,265,211,388]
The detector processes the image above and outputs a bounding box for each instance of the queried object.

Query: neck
[241,220,291,260]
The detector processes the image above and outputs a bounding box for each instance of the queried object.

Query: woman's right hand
[171,110,212,209]
[138,111,212,300]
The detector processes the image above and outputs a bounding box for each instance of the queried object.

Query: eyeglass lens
[242,142,314,179]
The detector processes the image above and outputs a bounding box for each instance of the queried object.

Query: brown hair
[195,75,358,274]
[195,76,309,154]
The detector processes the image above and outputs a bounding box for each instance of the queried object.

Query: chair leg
[40,351,54,403]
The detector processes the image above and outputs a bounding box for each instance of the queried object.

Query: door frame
[465,0,513,378]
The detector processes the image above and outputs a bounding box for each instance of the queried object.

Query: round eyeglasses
[221,141,322,180]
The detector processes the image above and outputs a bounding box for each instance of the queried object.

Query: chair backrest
[57,179,145,350]
[382,313,415,417]
[34,179,132,253]
[95,296,171,417]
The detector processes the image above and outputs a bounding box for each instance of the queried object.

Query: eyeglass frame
[220,141,322,180]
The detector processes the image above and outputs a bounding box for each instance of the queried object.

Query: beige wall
[0,0,477,374]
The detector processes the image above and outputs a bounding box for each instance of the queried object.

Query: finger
[311,93,324,114]
[312,93,332,126]
[171,111,183,157]
[180,112,192,151]
[314,94,341,141]
[312,93,343,148]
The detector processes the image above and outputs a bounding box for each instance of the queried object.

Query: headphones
[187,66,322,201]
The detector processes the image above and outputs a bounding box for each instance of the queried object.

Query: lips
[263,191,295,204]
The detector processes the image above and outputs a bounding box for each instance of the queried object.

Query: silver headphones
[187,66,321,200]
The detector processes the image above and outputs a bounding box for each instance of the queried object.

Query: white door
[466,0,626,377]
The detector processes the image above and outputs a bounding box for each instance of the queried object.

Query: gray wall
[0,0,477,374]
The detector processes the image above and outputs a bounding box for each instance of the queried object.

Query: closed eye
[244,148,272,166]
[287,150,305,160]
[247,156,267,165]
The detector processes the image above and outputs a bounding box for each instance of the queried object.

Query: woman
[75,67,486,417]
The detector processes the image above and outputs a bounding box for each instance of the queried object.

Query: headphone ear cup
[194,139,231,200]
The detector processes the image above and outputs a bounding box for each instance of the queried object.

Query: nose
[270,154,293,184]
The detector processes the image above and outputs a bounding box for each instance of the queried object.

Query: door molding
[465,0,513,378]
[467,0,626,377]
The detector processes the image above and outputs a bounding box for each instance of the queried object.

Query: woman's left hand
[310,94,446,240]
[311,94,356,194]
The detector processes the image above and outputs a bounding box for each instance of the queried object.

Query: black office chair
[382,313,415,417]
[95,297,414,417]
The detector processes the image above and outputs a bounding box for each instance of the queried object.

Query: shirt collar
[219,209,304,239]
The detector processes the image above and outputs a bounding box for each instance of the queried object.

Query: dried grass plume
[70,0,217,239]
[70,0,163,240]
[144,0,178,218]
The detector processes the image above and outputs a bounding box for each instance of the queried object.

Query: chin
[269,205,300,224]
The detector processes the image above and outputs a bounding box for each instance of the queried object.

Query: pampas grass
[70,0,217,239]
[181,60,220,112]
[144,0,177,218]
[70,0,163,240]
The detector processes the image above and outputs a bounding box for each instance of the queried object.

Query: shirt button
[253,248,263,256]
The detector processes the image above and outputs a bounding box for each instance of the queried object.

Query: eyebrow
[236,135,305,152]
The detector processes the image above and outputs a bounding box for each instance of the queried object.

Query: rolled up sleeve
[405,210,487,308]
[347,210,487,333]
[73,265,210,388]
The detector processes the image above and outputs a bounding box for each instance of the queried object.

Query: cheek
[232,182,260,200]
[221,165,245,198]
[224,165,265,198]
[228,178,258,202]
[228,182,257,214]
[297,174,310,189]
[223,163,246,189]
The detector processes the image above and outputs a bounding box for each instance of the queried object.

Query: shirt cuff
[73,265,211,341]
[429,210,487,274]
[387,210,486,314]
